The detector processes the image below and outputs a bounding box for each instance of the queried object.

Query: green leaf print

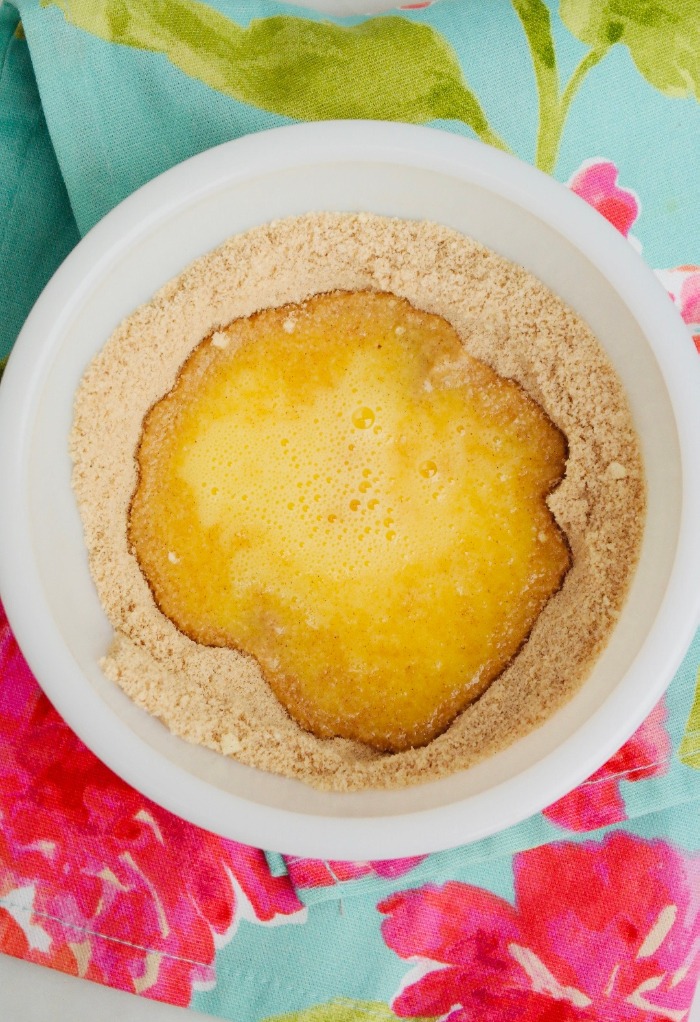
[679,666,700,769]
[45,0,509,150]
[263,998,435,1022]
[511,0,561,171]
[560,0,700,100]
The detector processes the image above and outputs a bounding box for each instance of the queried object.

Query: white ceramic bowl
[1,122,699,859]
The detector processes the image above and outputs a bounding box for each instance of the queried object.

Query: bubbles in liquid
[352,407,375,429]
[130,290,570,754]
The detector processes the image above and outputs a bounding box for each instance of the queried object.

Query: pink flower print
[679,270,700,324]
[380,832,700,1022]
[0,603,303,1005]
[284,854,426,889]
[568,160,640,238]
[543,698,670,831]
[655,266,700,353]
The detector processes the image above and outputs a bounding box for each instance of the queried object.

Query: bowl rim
[1,120,699,859]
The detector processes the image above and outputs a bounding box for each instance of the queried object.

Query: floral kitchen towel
[1,603,699,1019]
[1,0,699,1018]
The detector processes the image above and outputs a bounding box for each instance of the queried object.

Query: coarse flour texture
[71,213,644,791]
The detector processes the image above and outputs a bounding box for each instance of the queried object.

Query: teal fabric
[1,1,699,1019]
[198,806,700,1022]
[0,5,78,362]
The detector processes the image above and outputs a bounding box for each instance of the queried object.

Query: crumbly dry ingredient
[70,213,645,791]
[128,290,571,753]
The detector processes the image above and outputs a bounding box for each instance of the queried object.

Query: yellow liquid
[130,291,570,752]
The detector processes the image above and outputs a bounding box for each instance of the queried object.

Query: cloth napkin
[1,1,699,1019]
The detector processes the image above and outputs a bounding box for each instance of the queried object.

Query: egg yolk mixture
[129,291,570,752]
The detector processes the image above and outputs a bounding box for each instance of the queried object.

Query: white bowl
[1,122,699,859]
